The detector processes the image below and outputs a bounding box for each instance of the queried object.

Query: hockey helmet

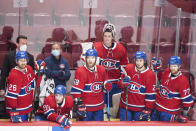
[134,51,146,60]
[54,85,66,95]
[168,56,181,65]
[15,51,28,60]
[85,49,98,57]
[103,23,116,36]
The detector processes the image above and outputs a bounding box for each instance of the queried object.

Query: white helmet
[103,23,116,36]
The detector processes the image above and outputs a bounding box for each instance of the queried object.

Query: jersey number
[183,88,190,95]
[8,84,17,91]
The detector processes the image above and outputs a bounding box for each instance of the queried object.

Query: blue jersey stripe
[6,92,18,98]
[45,109,55,118]
[146,94,156,100]
[71,87,82,93]
[182,95,193,103]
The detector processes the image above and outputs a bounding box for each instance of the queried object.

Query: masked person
[44,42,71,87]
[0,35,34,97]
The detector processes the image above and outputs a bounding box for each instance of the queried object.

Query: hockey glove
[10,110,23,123]
[151,57,162,72]
[74,98,87,119]
[56,114,72,129]
[118,76,130,89]
[104,81,112,91]
[139,109,152,121]
[35,60,46,74]
[176,107,190,123]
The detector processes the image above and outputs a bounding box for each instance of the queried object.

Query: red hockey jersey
[120,64,156,111]
[6,65,35,115]
[71,65,107,111]
[94,42,128,81]
[155,68,194,114]
[36,94,73,122]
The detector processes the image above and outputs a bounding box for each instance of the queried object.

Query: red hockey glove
[176,108,190,123]
[104,81,112,91]
[177,115,188,123]
[118,76,130,89]
[151,57,162,72]
[10,110,23,123]
[56,114,72,129]
[139,109,152,121]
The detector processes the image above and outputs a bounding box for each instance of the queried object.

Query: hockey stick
[29,62,41,121]
[106,69,111,121]
[155,1,165,89]
[120,66,128,121]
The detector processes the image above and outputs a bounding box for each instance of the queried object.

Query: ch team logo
[25,81,34,94]
[128,81,145,93]
[25,84,31,94]
[90,82,103,93]
[100,59,119,70]
[159,85,171,99]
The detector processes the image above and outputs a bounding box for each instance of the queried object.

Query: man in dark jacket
[44,42,71,87]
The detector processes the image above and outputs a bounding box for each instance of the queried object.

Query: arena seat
[126,42,151,63]
[61,52,73,69]
[109,0,135,26]
[0,51,7,69]
[71,42,82,68]
[27,0,52,25]
[55,0,80,25]
[0,41,8,51]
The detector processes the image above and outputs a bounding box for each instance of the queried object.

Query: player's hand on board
[56,114,72,129]
[10,110,23,123]
[139,108,152,121]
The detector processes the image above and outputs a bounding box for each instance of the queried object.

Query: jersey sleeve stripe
[71,86,83,93]
[44,109,55,118]
[181,94,192,99]
[6,92,18,98]
[182,95,193,102]
[145,94,156,100]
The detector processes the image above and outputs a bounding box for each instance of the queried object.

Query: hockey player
[5,51,35,122]
[35,85,73,129]
[71,49,112,121]
[118,51,156,121]
[93,23,129,117]
[151,56,194,122]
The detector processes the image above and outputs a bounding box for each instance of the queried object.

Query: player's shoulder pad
[65,95,74,109]
[96,65,105,70]
[43,94,57,108]
[26,65,34,71]
[76,66,86,74]
[116,42,126,50]
[9,68,22,78]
